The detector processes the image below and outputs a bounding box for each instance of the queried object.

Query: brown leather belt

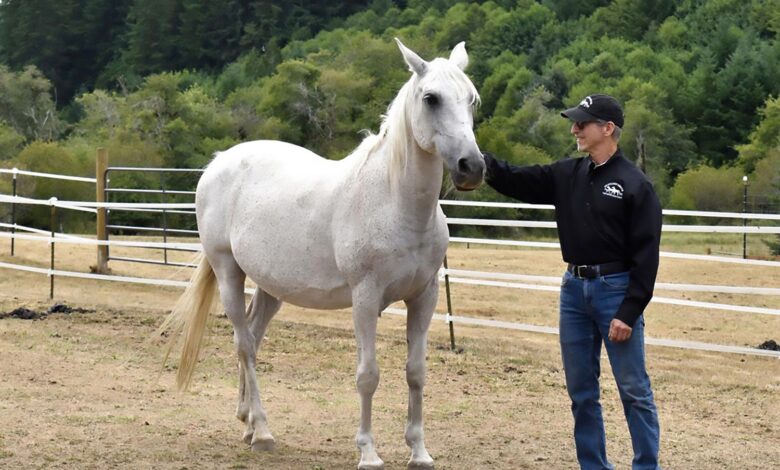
[567,261,629,279]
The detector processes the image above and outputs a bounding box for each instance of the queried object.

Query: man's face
[571,120,608,153]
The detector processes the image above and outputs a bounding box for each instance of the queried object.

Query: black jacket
[483,149,662,327]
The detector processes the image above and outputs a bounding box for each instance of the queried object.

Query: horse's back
[204,140,338,181]
[197,140,354,308]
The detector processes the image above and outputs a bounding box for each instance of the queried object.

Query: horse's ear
[395,37,427,76]
[449,41,468,71]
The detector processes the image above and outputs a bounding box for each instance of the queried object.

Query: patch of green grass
[511,232,777,258]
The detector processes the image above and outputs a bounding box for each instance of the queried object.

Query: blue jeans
[559,270,661,470]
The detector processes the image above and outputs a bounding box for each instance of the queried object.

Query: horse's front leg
[403,276,437,469]
[352,285,383,470]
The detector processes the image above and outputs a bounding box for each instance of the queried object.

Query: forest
[0,0,778,232]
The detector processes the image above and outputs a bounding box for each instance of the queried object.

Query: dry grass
[0,235,778,469]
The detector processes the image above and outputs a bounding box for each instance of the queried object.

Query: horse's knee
[233,331,257,361]
[356,363,380,393]
[406,362,426,390]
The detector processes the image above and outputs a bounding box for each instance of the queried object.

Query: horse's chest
[340,223,446,295]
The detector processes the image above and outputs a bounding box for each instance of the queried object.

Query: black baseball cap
[561,94,624,128]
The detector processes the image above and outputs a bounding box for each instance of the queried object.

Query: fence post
[443,255,457,351]
[160,173,168,265]
[93,148,110,274]
[49,199,57,299]
[742,175,748,259]
[10,167,17,256]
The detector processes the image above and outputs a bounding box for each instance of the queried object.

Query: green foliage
[12,141,94,230]
[0,65,62,141]
[737,95,780,173]
[765,236,780,256]
[74,71,239,168]
[747,152,780,213]
[0,122,24,160]
[0,0,779,219]
[433,2,487,51]
[475,1,556,59]
[587,0,677,42]
[619,95,697,202]
[0,0,132,103]
[479,52,525,117]
[502,86,573,159]
[669,164,744,212]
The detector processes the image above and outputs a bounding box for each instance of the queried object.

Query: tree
[587,0,677,42]
[123,0,183,77]
[0,122,25,160]
[433,2,486,51]
[0,65,62,141]
[543,0,610,21]
[475,1,556,58]
[478,51,528,118]
[504,86,573,160]
[737,95,780,173]
[12,141,94,229]
[669,165,743,212]
[177,0,244,71]
[0,0,132,103]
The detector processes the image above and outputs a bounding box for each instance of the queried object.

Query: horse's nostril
[457,157,471,173]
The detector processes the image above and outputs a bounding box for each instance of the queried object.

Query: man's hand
[608,318,632,343]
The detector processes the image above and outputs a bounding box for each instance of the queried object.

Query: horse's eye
[423,93,439,106]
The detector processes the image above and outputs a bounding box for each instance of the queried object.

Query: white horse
[159,38,484,469]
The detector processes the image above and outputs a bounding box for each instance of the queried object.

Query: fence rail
[2,165,778,359]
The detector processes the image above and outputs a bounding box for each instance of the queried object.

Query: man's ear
[395,37,427,76]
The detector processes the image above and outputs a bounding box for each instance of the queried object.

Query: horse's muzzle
[452,155,485,191]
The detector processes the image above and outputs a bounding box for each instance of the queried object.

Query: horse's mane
[348,60,480,187]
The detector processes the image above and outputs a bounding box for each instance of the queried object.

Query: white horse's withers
[160,39,484,470]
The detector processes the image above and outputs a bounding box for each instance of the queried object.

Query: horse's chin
[454,182,481,192]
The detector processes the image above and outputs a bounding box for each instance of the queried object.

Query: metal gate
[104,167,203,268]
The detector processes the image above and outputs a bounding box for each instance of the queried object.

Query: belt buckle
[575,265,588,278]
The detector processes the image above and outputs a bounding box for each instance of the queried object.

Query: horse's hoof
[242,429,254,445]
[250,437,275,452]
[357,463,384,470]
[407,461,434,470]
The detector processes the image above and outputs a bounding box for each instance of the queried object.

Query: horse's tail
[157,253,219,391]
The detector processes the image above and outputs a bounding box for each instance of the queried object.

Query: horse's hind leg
[235,294,255,427]
[210,253,275,451]
[237,289,281,446]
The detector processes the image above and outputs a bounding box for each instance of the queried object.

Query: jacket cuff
[482,152,496,181]
[614,299,643,327]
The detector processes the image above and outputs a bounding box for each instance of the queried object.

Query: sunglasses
[574,120,609,130]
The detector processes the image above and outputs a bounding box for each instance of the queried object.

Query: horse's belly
[247,271,353,310]
[271,284,353,310]
[233,232,352,310]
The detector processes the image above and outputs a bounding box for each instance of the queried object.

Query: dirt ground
[0,236,779,469]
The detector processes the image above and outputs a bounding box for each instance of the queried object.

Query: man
[482,94,662,470]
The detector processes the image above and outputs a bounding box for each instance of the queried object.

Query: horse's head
[395,38,485,191]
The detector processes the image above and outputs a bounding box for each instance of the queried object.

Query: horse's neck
[366,138,442,226]
[400,144,443,223]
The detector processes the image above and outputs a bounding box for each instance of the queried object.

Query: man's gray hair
[597,119,622,141]
[612,125,622,142]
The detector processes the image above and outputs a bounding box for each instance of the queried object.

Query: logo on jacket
[602,182,624,199]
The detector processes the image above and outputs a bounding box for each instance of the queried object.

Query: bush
[0,122,24,160]
[669,164,743,212]
[12,141,94,231]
